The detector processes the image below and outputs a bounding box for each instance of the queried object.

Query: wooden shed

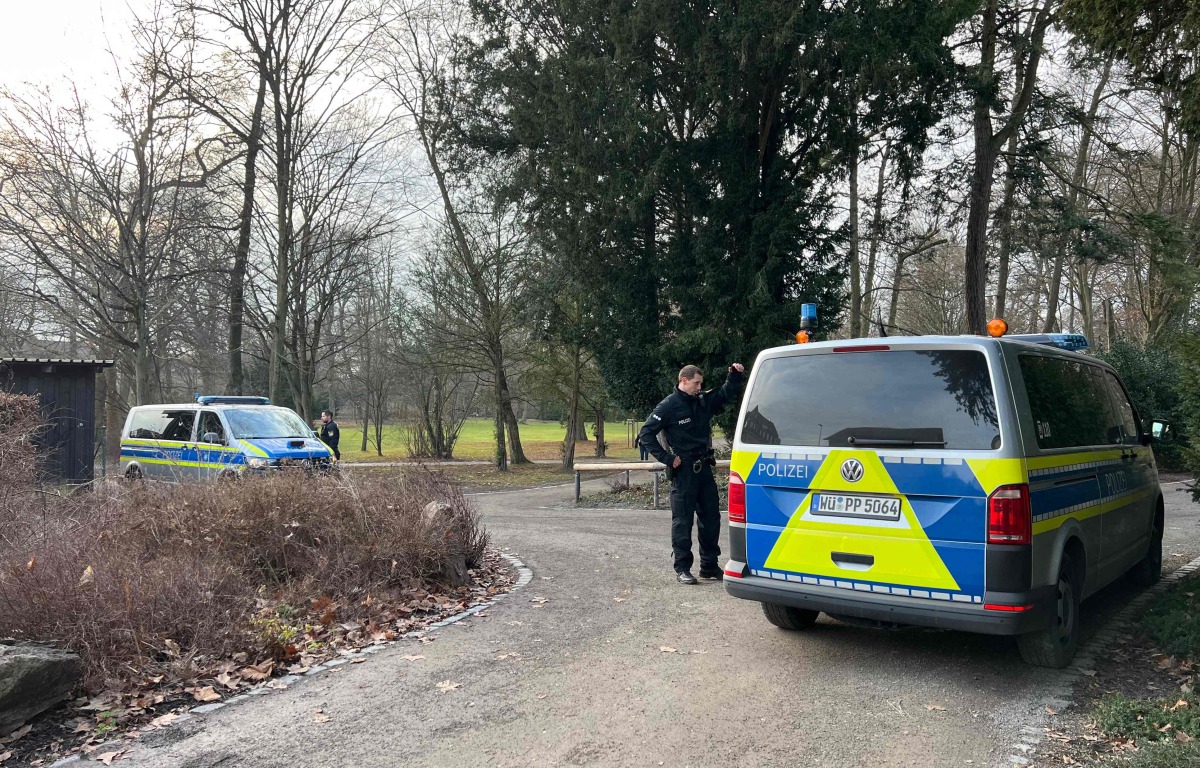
[0,358,114,484]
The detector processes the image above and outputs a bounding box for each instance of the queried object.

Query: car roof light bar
[196,395,271,405]
[1006,333,1090,352]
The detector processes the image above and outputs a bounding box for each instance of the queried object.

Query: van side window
[1018,355,1107,449]
[1085,367,1125,445]
[198,411,226,444]
[159,410,197,442]
[1103,372,1141,445]
[128,410,171,440]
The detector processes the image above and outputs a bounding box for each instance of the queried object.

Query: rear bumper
[724,574,1055,635]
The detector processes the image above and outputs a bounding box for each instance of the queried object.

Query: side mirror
[1149,419,1175,444]
[202,432,222,445]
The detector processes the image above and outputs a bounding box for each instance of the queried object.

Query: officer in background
[319,409,341,461]
[639,363,746,585]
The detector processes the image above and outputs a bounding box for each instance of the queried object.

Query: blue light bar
[800,303,818,330]
[1007,333,1090,352]
[196,395,271,405]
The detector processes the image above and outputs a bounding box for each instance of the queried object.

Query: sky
[0,1,147,99]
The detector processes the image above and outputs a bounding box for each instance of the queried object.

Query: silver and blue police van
[120,396,335,481]
[723,325,1169,667]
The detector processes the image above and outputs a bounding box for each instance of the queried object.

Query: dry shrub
[0,392,41,504]
[0,471,487,687]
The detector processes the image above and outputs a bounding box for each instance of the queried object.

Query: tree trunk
[493,369,508,472]
[268,105,291,403]
[593,408,606,458]
[863,141,890,333]
[228,73,266,396]
[848,132,861,338]
[499,367,528,464]
[993,131,1021,319]
[561,347,581,470]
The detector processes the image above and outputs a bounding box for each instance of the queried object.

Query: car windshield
[225,408,314,440]
[740,349,1001,450]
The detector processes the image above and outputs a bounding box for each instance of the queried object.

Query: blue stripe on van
[883,461,986,499]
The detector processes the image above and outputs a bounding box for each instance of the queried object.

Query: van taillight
[728,472,746,523]
[987,484,1031,545]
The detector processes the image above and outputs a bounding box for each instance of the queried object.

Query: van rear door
[732,345,1018,605]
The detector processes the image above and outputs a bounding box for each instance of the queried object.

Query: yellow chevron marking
[730,450,759,480]
[965,458,1026,496]
[764,449,960,591]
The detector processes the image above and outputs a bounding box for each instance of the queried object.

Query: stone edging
[1002,555,1200,767]
[52,552,534,767]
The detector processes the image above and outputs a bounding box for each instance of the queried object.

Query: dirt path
[122,478,1200,768]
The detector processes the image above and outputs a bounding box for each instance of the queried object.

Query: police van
[723,328,1166,667]
[120,396,335,481]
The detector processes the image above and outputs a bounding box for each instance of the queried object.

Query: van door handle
[831,552,874,568]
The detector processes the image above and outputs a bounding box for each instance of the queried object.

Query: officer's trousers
[669,462,721,573]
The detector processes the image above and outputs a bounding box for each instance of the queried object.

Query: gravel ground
[111,476,1200,768]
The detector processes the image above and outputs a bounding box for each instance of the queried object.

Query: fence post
[575,470,581,502]
[653,471,659,509]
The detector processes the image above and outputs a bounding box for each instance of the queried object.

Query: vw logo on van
[840,458,865,483]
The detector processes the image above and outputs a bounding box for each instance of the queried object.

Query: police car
[723,323,1166,667]
[120,396,335,481]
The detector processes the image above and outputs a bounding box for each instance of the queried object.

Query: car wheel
[762,602,820,631]
[1127,513,1163,588]
[1017,553,1080,668]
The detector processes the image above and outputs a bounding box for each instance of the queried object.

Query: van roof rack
[195,395,271,405]
[1005,333,1090,352]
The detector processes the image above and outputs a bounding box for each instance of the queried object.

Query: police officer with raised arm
[639,363,746,585]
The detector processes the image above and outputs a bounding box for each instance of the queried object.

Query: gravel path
[120,477,1200,768]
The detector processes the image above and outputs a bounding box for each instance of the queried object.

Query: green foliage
[1141,575,1200,659]
[1121,741,1200,768]
[1093,692,1200,743]
[462,0,970,430]
[1180,334,1200,499]
[1098,340,1188,471]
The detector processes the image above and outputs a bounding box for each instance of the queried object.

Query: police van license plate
[812,493,901,521]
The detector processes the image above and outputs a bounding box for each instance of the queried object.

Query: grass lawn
[341,418,645,463]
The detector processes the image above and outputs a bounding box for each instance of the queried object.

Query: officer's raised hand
[729,363,744,374]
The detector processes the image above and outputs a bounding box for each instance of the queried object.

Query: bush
[1099,340,1188,471]
[0,392,42,502]
[1178,334,1200,498]
[0,471,487,687]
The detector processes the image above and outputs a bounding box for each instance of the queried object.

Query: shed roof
[1,357,115,367]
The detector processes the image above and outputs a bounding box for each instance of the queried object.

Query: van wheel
[762,602,819,631]
[1017,553,1080,668]
[1127,513,1163,588]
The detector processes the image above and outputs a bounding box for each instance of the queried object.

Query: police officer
[319,409,341,461]
[639,363,746,585]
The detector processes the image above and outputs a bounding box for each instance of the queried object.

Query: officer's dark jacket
[320,420,340,449]
[638,368,746,466]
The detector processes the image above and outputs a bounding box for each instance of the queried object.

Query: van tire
[1127,508,1163,589]
[762,602,819,631]
[1017,552,1080,668]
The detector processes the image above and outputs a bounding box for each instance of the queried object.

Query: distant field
[340,418,644,462]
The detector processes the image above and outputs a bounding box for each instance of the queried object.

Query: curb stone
[66,553,533,763]
[999,555,1200,768]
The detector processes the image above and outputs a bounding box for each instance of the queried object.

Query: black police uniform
[638,367,745,576]
[320,419,341,460]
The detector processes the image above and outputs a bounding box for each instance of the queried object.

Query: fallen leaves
[436,680,462,693]
[147,713,179,729]
[77,565,95,588]
[96,750,128,765]
[0,725,31,745]
[1045,706,1058,716]
[924,704,947,712]
[313,709,332,724]
[189,686,222,703]
[400,655,425,662]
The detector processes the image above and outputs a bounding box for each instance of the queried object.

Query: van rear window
[740,350,1000,450]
